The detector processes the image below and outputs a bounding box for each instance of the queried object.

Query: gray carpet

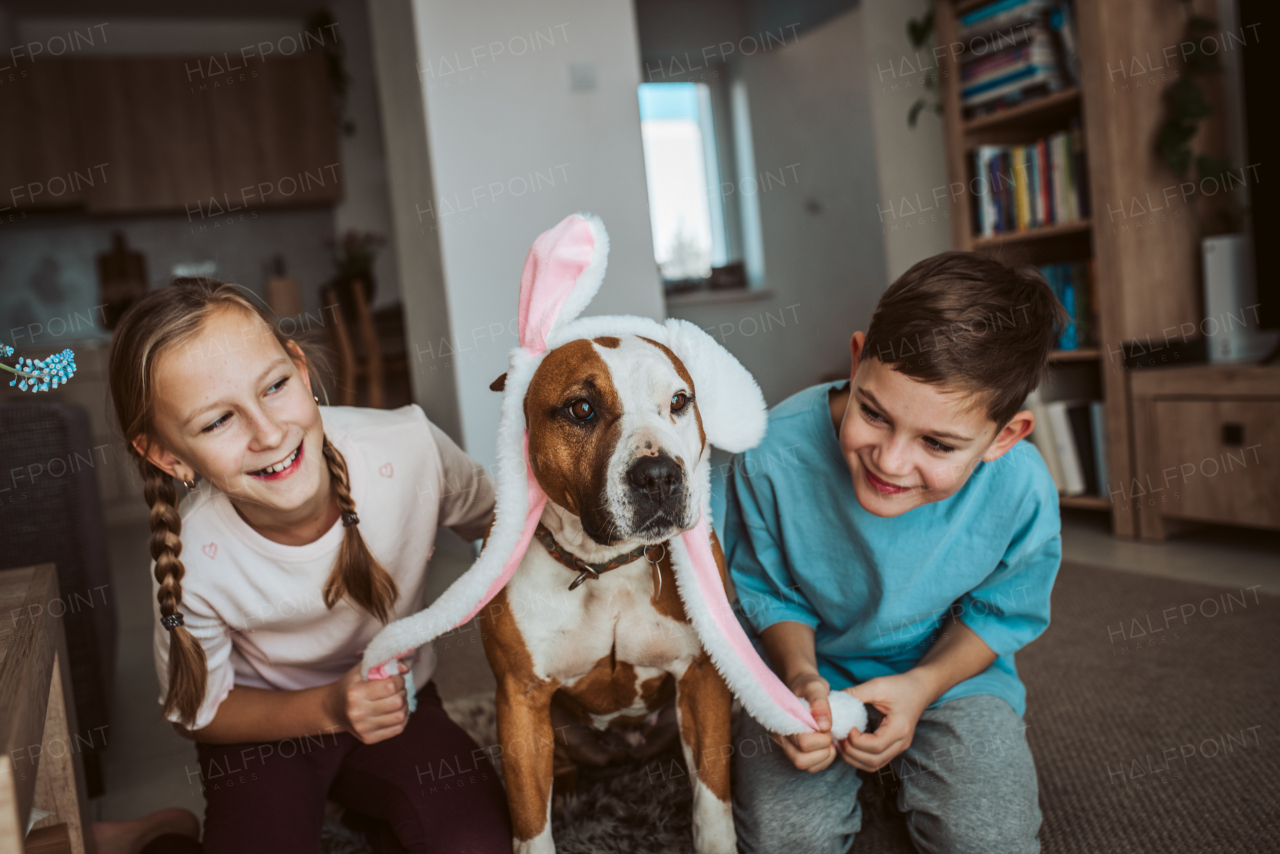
[326,563,1279,852]
[1019,563,1277,853]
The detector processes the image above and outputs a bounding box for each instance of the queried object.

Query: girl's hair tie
[341,510,360,527]
[161,613,185,631]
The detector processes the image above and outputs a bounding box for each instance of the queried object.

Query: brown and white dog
[364,214,863,854]
[484,333,736,853]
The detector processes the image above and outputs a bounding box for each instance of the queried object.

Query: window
[638,80,762,294]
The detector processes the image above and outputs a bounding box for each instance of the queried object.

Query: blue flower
[2,348,77,392]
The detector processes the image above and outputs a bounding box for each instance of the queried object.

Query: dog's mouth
[580,509,688,547]
[632,510,687,539]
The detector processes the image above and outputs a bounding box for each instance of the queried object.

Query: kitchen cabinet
[72,58,221,214]
[0,62,88,211]
[205,53,340,209]
[0,56,340,215]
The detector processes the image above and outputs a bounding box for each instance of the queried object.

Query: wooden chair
[321,278,384,408]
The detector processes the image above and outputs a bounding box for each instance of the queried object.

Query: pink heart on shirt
[379,463,394,478]
[202,542,217,559]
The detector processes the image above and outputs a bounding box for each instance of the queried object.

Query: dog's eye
[670,393,689,413]
[567,399,595,421]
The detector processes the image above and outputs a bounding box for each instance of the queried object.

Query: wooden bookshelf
[1060,494,1111,511]
[964,87,1082,134]
[971,219,1091,249]
[1048,347,1100,362]
[936,0,1209,536]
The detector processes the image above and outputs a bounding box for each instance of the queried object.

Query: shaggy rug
[322,563,1278,853]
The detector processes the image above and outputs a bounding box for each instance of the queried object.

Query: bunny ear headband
[363,214,865,739]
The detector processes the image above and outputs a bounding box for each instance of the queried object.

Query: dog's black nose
[627,454,682,504]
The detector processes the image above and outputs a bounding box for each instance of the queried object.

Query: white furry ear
[663,318,767,453]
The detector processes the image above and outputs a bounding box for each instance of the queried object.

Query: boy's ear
[849,331,867,375]
[982,410,1035,462]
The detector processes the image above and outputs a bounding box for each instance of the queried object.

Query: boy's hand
[328,661,410,744]
[771,673,837,772]
[838,670,933,771]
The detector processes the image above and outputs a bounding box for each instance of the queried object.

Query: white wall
[862,0,952,282]
[331,0,403,311]
[406,0,664,466]
[667,7,890,404]
[368,0,463,440]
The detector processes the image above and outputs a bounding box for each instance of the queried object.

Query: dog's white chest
[505,543,701,688]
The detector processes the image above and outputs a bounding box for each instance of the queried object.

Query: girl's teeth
[259,447,298,475]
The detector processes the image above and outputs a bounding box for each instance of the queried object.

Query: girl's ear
[285,340,313,395]
[133,435,188,480]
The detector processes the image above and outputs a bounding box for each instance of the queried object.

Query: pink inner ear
[680,520,819,731]
[518,215,595,354]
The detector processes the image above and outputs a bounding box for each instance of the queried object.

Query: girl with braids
[109,279,511,853]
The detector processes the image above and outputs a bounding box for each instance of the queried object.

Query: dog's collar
[534,522,665,591]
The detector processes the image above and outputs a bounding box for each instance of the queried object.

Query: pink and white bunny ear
[518,213,609,355]
[662,319,767,453]
[362,214,608,681]
[672,520,867,738]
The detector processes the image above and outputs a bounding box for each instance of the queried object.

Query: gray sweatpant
[732,694,1041,854]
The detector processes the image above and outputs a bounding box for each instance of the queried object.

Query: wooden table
[0,564,96,854]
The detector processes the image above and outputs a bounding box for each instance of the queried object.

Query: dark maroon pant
[195,681,511,854]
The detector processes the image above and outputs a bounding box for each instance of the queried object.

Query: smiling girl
[109,279,510,852]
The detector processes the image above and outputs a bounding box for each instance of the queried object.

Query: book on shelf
[1025,391,1107,500]
[1046,401,1086,496]
[958,0,1081,119]
[1066,402,1098,496]
[971,120,1088,237]
[1038,261,1096,350]
[1089,400,1109,499]
[1025,389,1065,491]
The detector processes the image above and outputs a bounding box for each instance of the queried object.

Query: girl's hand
[327,661,410,744]
[838,671,933,771]
[771,672,837,773]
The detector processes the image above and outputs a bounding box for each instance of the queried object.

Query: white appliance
[1202,234,1279,363]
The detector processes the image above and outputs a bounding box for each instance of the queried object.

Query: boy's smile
[830,332,1034,518]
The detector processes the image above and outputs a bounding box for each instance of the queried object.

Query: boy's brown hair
[862,251,1067,427]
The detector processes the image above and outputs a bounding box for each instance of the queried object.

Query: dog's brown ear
[490,373,507,392]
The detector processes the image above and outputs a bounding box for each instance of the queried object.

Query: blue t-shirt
[723,382,1061,716]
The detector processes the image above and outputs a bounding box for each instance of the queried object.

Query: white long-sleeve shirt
[151,404,494,729]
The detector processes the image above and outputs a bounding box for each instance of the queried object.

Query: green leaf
[1184,15,1222,75]
[1163,78,1211,121]
[908,7,935,49]
[1196,154,1233,185]
[1156,119,1197,176]
[908,98,927,128]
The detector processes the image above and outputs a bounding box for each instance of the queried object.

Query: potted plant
[325,230,386,318]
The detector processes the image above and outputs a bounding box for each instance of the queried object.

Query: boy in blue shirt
[726,252,1064,854]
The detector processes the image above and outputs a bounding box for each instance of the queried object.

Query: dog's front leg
[496,679,559,854]
[482,588,560,854]
[675,652,737,854]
